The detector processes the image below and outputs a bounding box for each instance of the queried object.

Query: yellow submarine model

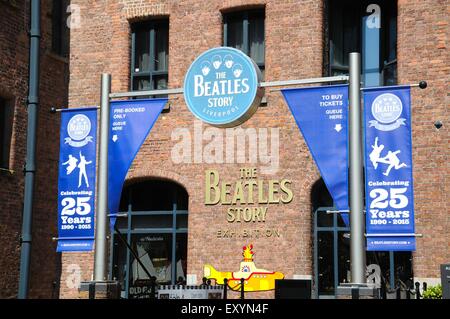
[203,244,284,292]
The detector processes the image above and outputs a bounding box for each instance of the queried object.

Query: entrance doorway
[311,179,413,298]
[110,180,188,298]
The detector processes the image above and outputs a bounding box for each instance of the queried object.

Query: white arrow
[334,124,343,132]
[112,134,118,142]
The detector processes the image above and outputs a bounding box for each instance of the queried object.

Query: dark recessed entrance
[110,180,188,299]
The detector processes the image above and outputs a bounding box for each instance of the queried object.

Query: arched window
[110,180,188,299]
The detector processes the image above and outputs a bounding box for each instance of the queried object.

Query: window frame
[110,182,188,299]
[130,19,169,94]
[326,0,397,86]
[51,0,70,58]
[313,207,413,298]
[223,9,265,75]
[0,97,13,170]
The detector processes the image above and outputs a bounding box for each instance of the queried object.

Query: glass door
[110,180,189,299]
[314,207,350,298]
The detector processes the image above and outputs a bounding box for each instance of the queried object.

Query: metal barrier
[157,284,224,299]
[381,281,428,299]
[126,276,245,299]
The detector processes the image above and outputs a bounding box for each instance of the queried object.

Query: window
[327,0,397,86]
[111,180,188,299]
[311,179,413,298]
[223,9,265,79]
[0,97,13,169]
[52,0,70,58]
[131,20,169,95]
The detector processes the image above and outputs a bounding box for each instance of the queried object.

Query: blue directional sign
[282,85,349,225]
[364,86,415,251]
[108,99,167,228]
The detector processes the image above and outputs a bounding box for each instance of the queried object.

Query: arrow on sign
[334,124,343,132]
[112,134,118,142]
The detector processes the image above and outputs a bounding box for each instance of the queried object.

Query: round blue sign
[184,47,263,127]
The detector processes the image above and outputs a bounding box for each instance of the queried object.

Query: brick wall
[59,0,449,299]
[0,0,68,298]
[397,0,449,279]
[61,0,323,299]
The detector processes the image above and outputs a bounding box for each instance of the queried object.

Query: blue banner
[282,85,349,225]
[363,86,415,251]
[57,108,97,252]
[108,99,167,228]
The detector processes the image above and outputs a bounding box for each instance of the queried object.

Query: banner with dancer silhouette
[57,108,97,252]
[364,86,415,251]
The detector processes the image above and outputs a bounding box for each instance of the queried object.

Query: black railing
[199,277,247,300]
[223,278,228,299]
[126,277,432,299]
[380,281,428,299]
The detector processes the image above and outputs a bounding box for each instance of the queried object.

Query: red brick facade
[57,0,448,299]
[1,0,447,299]
[0,0,69,298]
[397,0,449,281]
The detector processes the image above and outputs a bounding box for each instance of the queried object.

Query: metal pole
[18,0,40,299]
[389,251,395,288]
[108,75,349,98]
[223,278,228,299]
[349,52,366,284]
[93,74,111,281]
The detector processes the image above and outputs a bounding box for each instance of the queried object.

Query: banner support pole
[349,52,366,285]
[93,73,111,281]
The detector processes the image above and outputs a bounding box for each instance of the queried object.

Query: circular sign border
[371,93,403,124]
[183,47,263,128]
[67,113,92,141]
